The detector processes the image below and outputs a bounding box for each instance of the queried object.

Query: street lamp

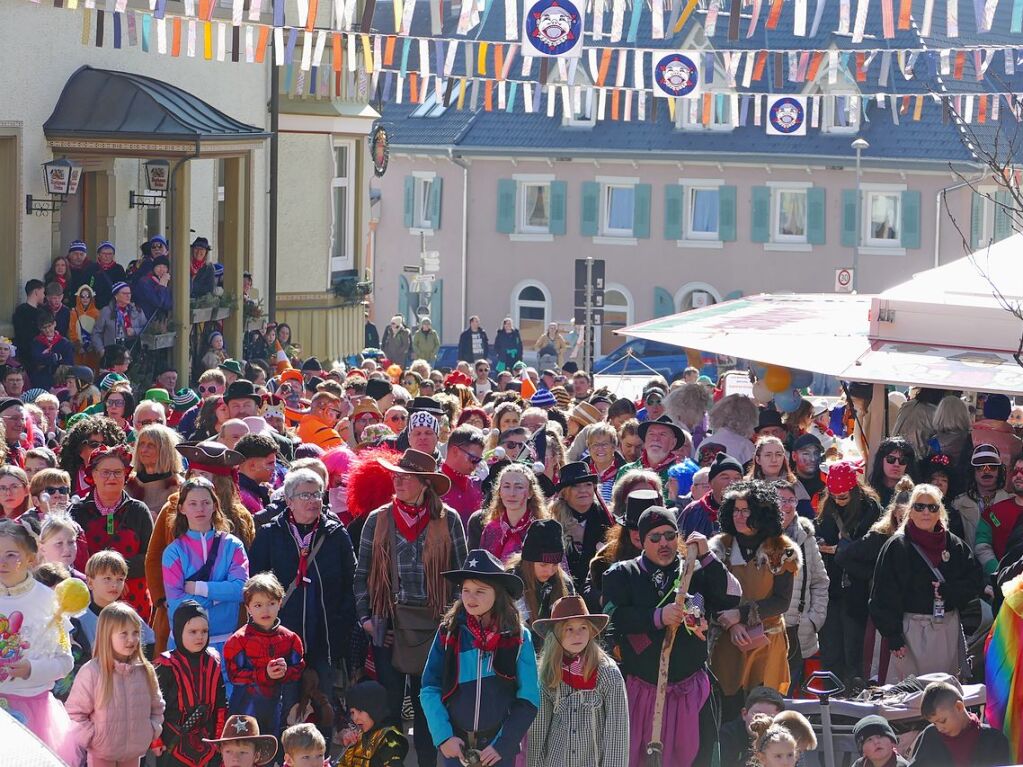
[25,157,81,215]
[851,137,869,291]
[129,159,170,209]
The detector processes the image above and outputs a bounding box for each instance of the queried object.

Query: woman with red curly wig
[344,444,401,549]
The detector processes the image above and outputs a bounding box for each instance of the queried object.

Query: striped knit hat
[68,240,88,254]
[550,385,571,410]
[172,388,200,411]
[530,388,557,410]
[98,372,129,392]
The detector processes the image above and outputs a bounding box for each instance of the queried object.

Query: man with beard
[616,415,689,502]
[975,448,1022,576]
[602,506,738,767]
[952,443,1011,555]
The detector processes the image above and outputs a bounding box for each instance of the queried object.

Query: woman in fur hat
[664,383,711,450]
[710,480,800,718]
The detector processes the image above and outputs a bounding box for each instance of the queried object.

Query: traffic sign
[835,268,854,293]
[403,265,421,274]
[574,289,604,308]
[575,307,604,325]
[575,259,606,291]
[423,251,441,273]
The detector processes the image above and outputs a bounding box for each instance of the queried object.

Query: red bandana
[441,462,469,492]
[640,450,675,473]
[34,332,64,352]
[393,496,430,542]
[286,511,320,587]
[116,305,133,334]
[562,655,597,690]
[588,458,619,485]
[190,257,206,278]
[466,614,500,652]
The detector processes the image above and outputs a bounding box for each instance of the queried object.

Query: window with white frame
[602,184,635,236]
[331,141,356,275]
[686,186,720,240]
[677,92,734,131]
[774,188,808,242]
[413,176,435,229]
[823,94,861,134]
[411,92,448,118]
[520,182,551,233]
[547,66,596,128]
[864,190,900,245]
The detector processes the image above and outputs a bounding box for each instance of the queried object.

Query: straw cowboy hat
[377,448,451,496]
[532,595,609,639]
[203,715,278,765]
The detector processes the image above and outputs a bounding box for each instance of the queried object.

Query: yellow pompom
[55,577,91,618]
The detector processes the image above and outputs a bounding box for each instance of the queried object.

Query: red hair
[346,445,401,520]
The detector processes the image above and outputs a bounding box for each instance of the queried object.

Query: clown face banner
[651,51,701,98]
[523,0,584,58]
[766,95,807,135]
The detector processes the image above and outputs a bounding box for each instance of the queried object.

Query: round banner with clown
[523,0,584,58]
[652,52,701,99]
[766,96,807,135]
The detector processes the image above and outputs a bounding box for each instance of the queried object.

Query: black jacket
[869,529,984,651]
[563,502,613,592]
[717,718,752,767]
[908,722,1010,766]
[12,303,42,365]
[249,511,357,667]
[602,552,739,684]
[457,327,489,365]
[492,329,523,371]
[816,495,881,622]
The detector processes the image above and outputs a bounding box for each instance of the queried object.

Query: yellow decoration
[55,578,91,619]
[764,366,792,393]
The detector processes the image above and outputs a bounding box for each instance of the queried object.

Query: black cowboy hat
[637,415,687,451]
[223,379,263,405]
[176,441,245,468]
[442,549,523,599]
[754,408,784,433]
[556,461,598,490]
[615,488,662,529]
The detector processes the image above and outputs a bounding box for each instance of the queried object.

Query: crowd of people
[1,243,1022,767]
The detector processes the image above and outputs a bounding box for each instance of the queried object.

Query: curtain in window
[607,187,635,230]
[526,185,549,227]
[691,189,719,233]
[778,191,806,236]
[870,194,899,239]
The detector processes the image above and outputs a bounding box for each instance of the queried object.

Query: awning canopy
[43,66,269,156]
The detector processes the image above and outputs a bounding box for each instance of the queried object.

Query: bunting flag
[766,94,807,134]
[652,50,700,98]
[522,0,584,58]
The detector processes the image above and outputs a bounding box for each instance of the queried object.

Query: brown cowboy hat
[203,715,278,765]
[532,595,609,639]
[352,397,384,421]
[377,448,451,496]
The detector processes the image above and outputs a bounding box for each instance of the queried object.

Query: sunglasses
[884,455,908,466]
[647,530,678,543]
[198,385,220,394]
[43,486,70,496]
[645,396,663,406]
[912,502,939,513]
[454,443,484,465]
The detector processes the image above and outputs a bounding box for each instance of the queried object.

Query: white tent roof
[621,239,1023,394]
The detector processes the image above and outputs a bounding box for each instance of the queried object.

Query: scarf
[98,260,118,272]
[562,654,597,690]
[640,450,675,473]
[55,275,67,292]
[190,257,206,278]
[116,305,133,334]
[641,554,680,600]
[439,615,522,702]
[939,712,982,767]
[35,332,63,352]
[441,462,470,492]
[589,457,619,486]
[94,491,127,536]
[393,496,430,542]
[906,519,947,567]
[480,511,532,560]
[286,511,320,587]
[466,613,500,652]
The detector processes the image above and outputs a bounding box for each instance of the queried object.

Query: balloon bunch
[750,364,814,413]
[0,611,28,681]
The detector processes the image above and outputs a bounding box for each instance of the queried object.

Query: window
[865,191,900,245]
[411,92,448,118]
[677,93,734,132]
[824,94,860,134]
[547,66,596,128]
[603,185,635,236]
[513,282,550,348]
[686,187,720,240]
[415,178,434,229]
[774,189,807,242]
[599,285,632,356]
[331,142,355,274]
[520,183,550,233]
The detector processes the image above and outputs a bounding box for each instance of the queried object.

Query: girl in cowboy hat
[527,595,628,767]
[420,549,539,767]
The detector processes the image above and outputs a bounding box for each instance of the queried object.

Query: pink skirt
[625,671,710,767]
[2,689,81,765]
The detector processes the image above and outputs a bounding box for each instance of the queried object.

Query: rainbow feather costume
[986,573,1023,762]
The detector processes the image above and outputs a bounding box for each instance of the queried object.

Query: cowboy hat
[532,595,609,639]
[352,398,384,421]
[377,448,451,496]
[637,415,687,451]
[177,441,244,468]
[203,715,277,765]
[442,549,523,599]
[556,461,598,490]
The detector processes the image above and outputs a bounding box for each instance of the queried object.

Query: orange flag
[520,370,537,400]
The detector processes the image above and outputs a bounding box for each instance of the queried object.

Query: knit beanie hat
[530,388,557,409]
[825,460,859,495]
[708,452,744,482]
[172,388,201,411]
[852,715,897,753]
[637,506,678,542]
[521,519,565,563]
[984,393,1012,421]
[346,681,390,726]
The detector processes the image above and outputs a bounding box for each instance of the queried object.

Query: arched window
[675,281,722,312]
[599,285,632,356]
[512,281,550,349]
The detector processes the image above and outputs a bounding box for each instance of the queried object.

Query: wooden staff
[645,541,698,767]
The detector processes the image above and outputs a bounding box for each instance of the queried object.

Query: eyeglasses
[647,530,678,543]
[0,484,24,494]
[590,441,613,451]
[978,465,1000,473]
[1012,466,1023,476]
[43,486,70,496]
[1,413,24,422]
[96,469,125,480]
[327,409,344,418]
[453,443,484,465]
[912,502,940,513]
[387,414,408,422]
[778,497,798,507]
[885,455,908,466]
[135,419,161,427]
[105,399,125,407]
[291,491,322,501]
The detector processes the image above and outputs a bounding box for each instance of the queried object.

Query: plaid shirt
[527,660,630,767]
[353,504,468,621]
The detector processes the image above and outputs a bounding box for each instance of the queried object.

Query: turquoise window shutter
[724,290,744,300]
[497,179,517,234]
[633,184,652,238]
[430,279,444,341]
[900,190,921,249]
[654,287,675,317]
[970,191,986,249]
[398,276,410,326]
[718,185,737,241]
[994,190,1013,242]
[806,188,826,245]
[549,181,568,235]
[403,176,415,228]
[750,187,770,243]
[841,189,859,247]
[429,177,443,229]
[581,181,600,236]
[664,185,684,240]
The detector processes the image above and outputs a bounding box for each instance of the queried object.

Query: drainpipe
[934,170,987,268]
[448,150,470,327]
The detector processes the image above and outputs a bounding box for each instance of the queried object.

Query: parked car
[433,344,459,371]
[593,339,690,381]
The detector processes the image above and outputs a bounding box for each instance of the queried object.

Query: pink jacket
[66,659,165,761]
